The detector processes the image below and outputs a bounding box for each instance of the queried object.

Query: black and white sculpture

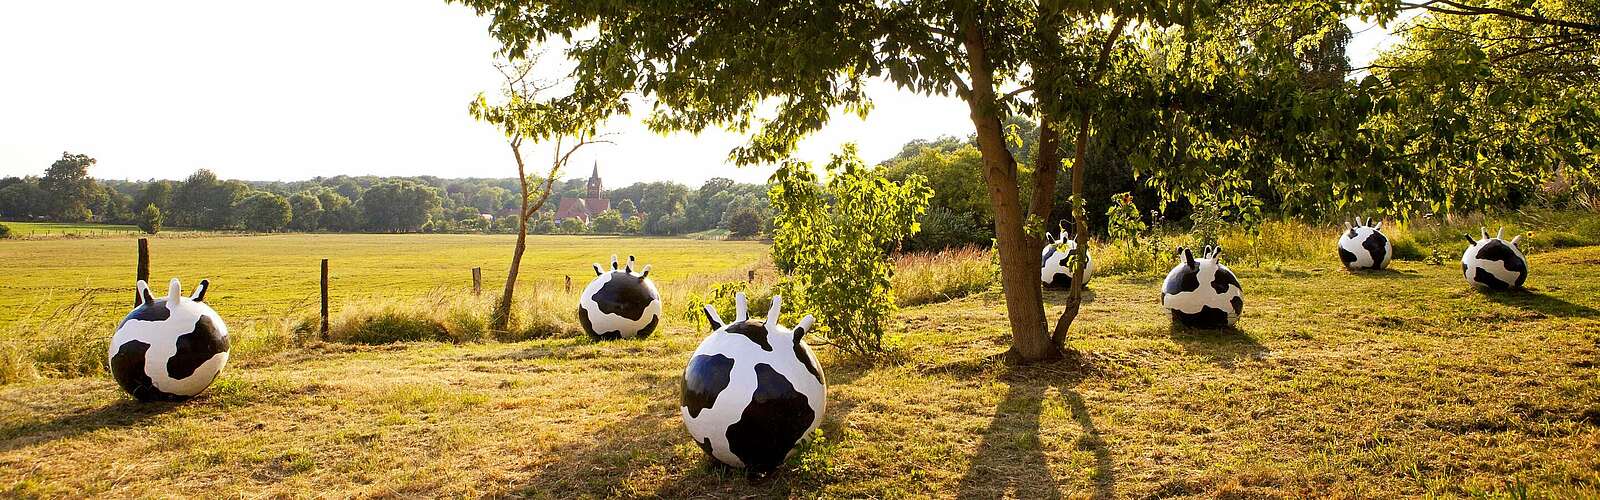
[1461,227,1528,290]
[109,278,230,402]
[578,255,663,340]
[1041,231,1094,288]
[681,293,825,475]
[1160,246,1244,328]
[1337,216,1392,270]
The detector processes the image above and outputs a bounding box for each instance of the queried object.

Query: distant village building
[555,162,611,223]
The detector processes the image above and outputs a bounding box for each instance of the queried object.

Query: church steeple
[586,161,603,199]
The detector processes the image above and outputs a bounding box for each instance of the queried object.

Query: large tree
[359,180,442,232]
[450,0,1571,362]
[39,152,97,221]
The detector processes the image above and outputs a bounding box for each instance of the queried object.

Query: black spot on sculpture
[108,278,230,402]
[577,255,663,340]
[1337,216,1391,270]
[680,293,824,476]
[1461,227,1528,290]
[1160,246,1244,328]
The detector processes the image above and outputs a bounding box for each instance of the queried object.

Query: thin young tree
[471,56,604,332]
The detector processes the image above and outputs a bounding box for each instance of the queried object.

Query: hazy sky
[0,1,1403,185]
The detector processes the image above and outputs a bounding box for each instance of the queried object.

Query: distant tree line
[0,152,772,236]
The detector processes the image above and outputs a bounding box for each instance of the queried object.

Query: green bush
[0,222,10,239]
[769,144,931,360]
[137,204,162,234]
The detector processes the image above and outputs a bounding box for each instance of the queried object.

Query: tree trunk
[492,137,530,332]
[1050,18,1128,346]
[1027,117,1062,249]
[961,15,1058,363]
[1051,108,1093,345]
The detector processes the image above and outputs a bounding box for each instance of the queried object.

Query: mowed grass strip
[0,234,769,328]
[1,245,1595,497]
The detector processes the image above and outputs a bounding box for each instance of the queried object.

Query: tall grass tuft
[892,246,996,307]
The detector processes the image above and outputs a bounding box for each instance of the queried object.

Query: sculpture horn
[735,292,749,322]
[190,279,209,302]
[1496,227,1504,239]
[610,255,619,270]
[625,255,635,272]
[766,295,783,326]
[702,304,724,331]
[1510,234,1521,246]
[592,263,603,276]
[136,280,154,306]
[639,264,651,278]
[795,315,816,339]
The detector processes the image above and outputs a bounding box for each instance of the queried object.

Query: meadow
[1,216,1598,497]
[0,221,147,238]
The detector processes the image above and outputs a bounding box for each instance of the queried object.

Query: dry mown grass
[3,236,1597,497]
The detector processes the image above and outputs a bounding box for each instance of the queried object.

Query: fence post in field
[748,270,755,283]
[135,238,150,306]
[320,258,330,341]
[565,275,572,294]
[472,267,482,296]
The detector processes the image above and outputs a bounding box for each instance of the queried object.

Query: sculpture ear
[1463,233,1476,245]
[136,280,154,306]
[190,279,209,302]
[1480,227,1489,240]
[734,292,749,322]
[1344,221,1352,232]
[639,264,651,279]
[592,263,603,276]
[702,304,724,331]
[1510,234,1521,246]
[625,255,635,273]
[1496,227,1504,239]
[1181,247,1196,268]
[1374,221,1383,231]
[794,315,815,340]
[610,255,619,270]
[1044,232,1054,244]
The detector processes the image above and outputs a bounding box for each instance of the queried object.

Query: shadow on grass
[499,363,869,497]
[1346,267,1425,279]
[955,365,1114,499]
[1483,289,1600,318]
[1169,324,1267,367]
[0,398,179,453]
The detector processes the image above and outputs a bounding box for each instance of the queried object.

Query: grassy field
[0,233,769,329]
[1,227,1596,497]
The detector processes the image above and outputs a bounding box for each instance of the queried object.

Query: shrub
[769,144,931,360]
[893,247,995,307]
[0,222,10,239]
[727,207,762,238]
[137,204,162,234]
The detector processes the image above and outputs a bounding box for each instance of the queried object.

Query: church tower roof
[586,161,603,198]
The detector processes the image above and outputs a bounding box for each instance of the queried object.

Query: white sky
[0,1,1400,185]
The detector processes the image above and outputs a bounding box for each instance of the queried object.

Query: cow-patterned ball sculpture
[578,255,663,340]
[1462,227,1528,290]
[681,293,824,475]
[1337,216,1392,270]
[1160,246,1244,328]
[1041,231,1095,288]
[109,278,230,402]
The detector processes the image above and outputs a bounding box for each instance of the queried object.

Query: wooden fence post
[135,238,149,306]
[320,259,330,341]
[565,275,572,294]
[748,270,755,283]
[472,267,482,296]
